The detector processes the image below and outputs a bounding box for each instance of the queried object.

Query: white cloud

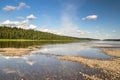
[0,14,37,29]
[3,5,16,12]
[1,19,36,29]
[39,27,91,38]
[82,15,98,20]
[3,2,29,12]
[29,24,36,29]
[27,14,36,20]
[17,2,30,10]
[2,20,19,25]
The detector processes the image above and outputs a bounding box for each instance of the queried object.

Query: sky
[0,0,120,39]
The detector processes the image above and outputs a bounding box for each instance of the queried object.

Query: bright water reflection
[36,43,115,60]
[0,54,101,80]
[0,41,119,80]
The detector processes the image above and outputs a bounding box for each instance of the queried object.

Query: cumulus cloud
[3,2,29,12]
[2,20,19,25]
[0,19,36,29]
[82,15,98,20]
[29,24,36,29]
[0,14,37,29]
[27,14,36,20]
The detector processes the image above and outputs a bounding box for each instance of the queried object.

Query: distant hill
[0,26,96,41]
[103,39,120,41]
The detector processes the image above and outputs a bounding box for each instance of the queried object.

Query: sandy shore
[0,46,39,56]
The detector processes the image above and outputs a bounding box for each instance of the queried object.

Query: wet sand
[0,46,38,56]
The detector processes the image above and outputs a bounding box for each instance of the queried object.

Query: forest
[0,26,95,41]
[103,39,120,41]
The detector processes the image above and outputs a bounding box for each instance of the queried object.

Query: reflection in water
[0,54,101,80]
[2,55,36,66]
[91,41,120,44]
[2,56,20,60]
[0,41,119,80]
[0,41,73,48]
[36,43,115,60]
[3,68,16,74]
[22,56,36,66]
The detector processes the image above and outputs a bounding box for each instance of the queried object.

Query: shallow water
[36,43,115,60]
[85,41,120,44]
[0,41,119,79]
[0,54,101,80]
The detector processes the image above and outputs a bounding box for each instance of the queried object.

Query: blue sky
[0,0,120,39]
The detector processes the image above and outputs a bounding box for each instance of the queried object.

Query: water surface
[0,54,101,80]
[0,41,119,80]
[36,42,115,60]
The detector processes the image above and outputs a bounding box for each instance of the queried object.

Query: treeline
[0,26,95,41]
[103,39,120,41]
